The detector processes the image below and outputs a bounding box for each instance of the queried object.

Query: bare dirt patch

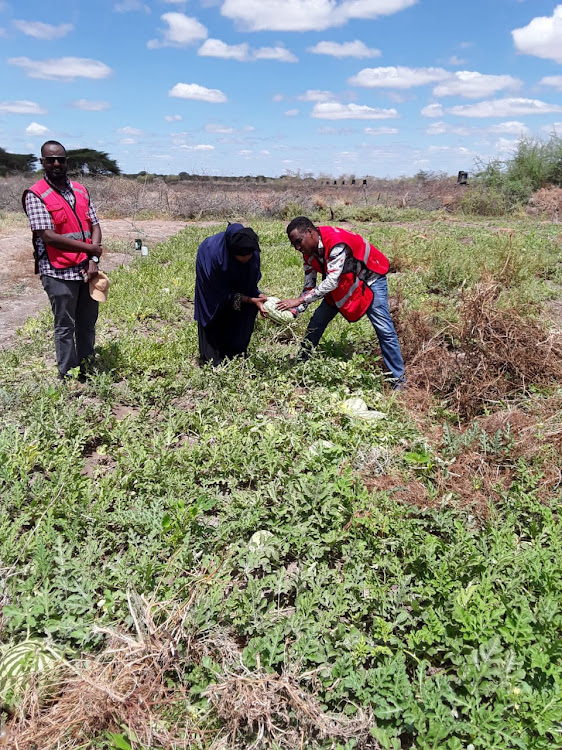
[0,218,187,349]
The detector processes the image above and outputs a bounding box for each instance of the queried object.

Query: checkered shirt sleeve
[25,190,55,231]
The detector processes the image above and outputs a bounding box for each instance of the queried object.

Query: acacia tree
[66,148,121,176]
[0,147,37,176]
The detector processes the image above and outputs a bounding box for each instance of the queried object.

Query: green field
[1,218,561,749]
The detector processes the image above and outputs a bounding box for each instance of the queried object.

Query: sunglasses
[42,156,67,164]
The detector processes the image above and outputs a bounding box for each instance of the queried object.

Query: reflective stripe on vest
[39,186,55,200]
[63,231,92,240]
[334,277,361,309]
[362,237,370,265]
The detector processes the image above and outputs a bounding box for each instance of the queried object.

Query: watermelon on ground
[263,297,296,324]
[0,638,63,711]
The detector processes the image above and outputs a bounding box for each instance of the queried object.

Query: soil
[0,219,189,348]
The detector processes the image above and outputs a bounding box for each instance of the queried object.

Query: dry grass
[6,590,202,750]
[5,587,378,750]
[205,661,376,750]
[527,185,562,221]
[395,281,562,418]
[0,174,460,220]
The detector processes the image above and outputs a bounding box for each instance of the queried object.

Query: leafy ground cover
[1,218,561,749]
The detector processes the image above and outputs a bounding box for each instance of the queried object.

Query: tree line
[0,147,120,177]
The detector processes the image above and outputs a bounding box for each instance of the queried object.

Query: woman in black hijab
[194,223,267,365]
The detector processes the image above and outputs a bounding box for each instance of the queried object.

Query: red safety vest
[304,226,389,322]
[23,178,92,269]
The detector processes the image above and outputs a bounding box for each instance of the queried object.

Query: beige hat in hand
[89,271,110,302]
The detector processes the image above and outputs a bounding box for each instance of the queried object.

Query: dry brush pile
[4,589,377,750]
[394,280,562,418]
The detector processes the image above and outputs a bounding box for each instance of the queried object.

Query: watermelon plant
[0,217,561,748]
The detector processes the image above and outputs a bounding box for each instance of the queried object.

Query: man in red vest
[23,140,104,379]
[277,216,405,388]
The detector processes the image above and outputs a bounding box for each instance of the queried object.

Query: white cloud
[448,97,562,118]
[118,126,144,135]
[238,149,252,156]
[272,94,284,102]
[120,138,136,144]
[8,56,112,80]
[539,75,562,91]
[0,100,46,114]
[307,40,381,58]
[364,126,399,134]
[254,46,298,62]
[169,83,227,103]
[311,102,399,120]
[148,13,207,48]
[512,5,562,63]
[488,121,529,135]
[494,138,518,156]
[177,144,215,151]
[317,126,355,134]
[198,39,249,60]
[428,145,472,154]
[198,38,297,62]
[448,55,466,66]
[421,103,444,118]
[285,109,299,116]
[220,0,418,32]
[541,122,562,133]
[164,114,183,121]
[12,20,73,39]
[25,122,49,136]
[425,121,470,136]
[334,150,358,162]
[113,0,150,11]
[205,123,235,133]
[72,99,110,111]
[349,66,449,89]
[297,90,335,102]
[433,71,521,99]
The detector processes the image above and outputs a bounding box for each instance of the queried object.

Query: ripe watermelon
[263,297,295,324]
[0,638,63,711]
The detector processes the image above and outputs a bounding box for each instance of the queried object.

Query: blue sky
[1,0,562,178]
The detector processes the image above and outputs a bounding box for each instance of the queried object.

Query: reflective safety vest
[23,178,92,269]
[305,226,389,322]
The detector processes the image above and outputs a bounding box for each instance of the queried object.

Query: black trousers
[41,275,99,377]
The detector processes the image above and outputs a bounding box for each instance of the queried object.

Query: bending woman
[194,223,267,365]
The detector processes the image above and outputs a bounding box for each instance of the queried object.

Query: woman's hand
[252,296,268,318]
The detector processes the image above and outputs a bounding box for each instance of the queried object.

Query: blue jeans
[302,276,405,382]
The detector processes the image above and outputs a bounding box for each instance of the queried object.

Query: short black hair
[41,140,66,156]
[286,216,316,236]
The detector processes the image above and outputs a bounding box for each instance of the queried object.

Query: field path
[0,218,218,349]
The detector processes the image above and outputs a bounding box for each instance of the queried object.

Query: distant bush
[465,134,562,215]
[280,200,306,220]
[459,185,508,216]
